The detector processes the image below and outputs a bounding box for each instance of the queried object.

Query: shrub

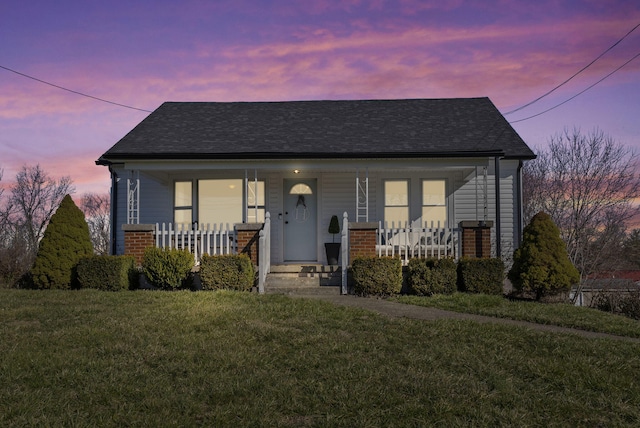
[199,254,255,291]
[591,289,640,320]
[142,247,194,290]
[458,258,505,295]
[407,258,457,296]
[508,212,580,300]
[76,255,136,291]
[31,195,94,289]
[351,256,402,296]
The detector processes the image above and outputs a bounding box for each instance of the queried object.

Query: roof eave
[97,150,514,164]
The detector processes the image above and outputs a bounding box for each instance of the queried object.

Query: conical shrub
[31,195,94,289]
[508,211,579,300]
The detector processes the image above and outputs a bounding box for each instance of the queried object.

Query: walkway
[292,294,640,343]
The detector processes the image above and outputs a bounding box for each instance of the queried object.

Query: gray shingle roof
[97,98,535,163]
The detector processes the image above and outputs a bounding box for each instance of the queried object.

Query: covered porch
[114,156,507,267]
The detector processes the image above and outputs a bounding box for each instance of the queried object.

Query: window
[247,180,266,223]
[199,179,243,226]
[173,179,266,227]
[384,180,409,226]
[174,181,193,228]
[422,179,447,226]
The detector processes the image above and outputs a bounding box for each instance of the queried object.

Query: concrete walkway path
[292,294,640,343]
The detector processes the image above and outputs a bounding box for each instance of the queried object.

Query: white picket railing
[377,221,460,264]
[155,222,236,263]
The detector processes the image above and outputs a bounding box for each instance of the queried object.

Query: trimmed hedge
[457,258,505,295]
[352,256,402,296]
[408,258,457,296]
[142,247,194,290]
[77,255,136,291]
[199,254,255,291]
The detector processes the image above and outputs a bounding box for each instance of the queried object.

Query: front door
[283,178,317,261]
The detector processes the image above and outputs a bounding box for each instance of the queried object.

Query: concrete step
[265,264,342,295]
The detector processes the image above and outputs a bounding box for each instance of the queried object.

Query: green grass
[1,289,640,426]
[395,292,640,338]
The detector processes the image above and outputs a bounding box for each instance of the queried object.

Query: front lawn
[1,289,640,426]
[395,292,640,338]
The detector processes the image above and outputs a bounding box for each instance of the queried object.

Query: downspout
[494,156,501,258]
[516,160,523,248]
[109,166,118,255]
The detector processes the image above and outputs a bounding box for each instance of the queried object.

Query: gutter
[96,150,508,163]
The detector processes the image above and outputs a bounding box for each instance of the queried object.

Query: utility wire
[504,22,640,116]
[0,64,153,113]
[509,51,640,124]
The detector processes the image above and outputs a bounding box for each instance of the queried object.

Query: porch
[122,214,492,294]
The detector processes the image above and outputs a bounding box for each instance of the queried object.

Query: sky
[1,0,639,196]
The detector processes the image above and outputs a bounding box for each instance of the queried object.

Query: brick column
[122,224,155,267]
[460,221,493,258]
[348,222,378,261]
[235,223,263,266]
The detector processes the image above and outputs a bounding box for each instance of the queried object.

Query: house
[97,98,535,279]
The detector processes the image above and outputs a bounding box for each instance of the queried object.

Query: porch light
[294,169,300,174]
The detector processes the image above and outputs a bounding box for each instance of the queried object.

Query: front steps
[264,264,342,295]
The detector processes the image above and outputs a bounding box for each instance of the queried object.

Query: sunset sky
[1,0,639,196]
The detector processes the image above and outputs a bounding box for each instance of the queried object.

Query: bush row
[75,248,256,291]
[591,290,640,320]
[352,256,505,297]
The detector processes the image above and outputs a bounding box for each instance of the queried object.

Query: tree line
[523,128,640,277]
[0,164,109,287]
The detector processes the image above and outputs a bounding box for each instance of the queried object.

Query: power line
[509,51,640,124]
[0,64,153,113]
[504,22,640,116]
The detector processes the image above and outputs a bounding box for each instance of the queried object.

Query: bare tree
[80,192,110,255]
[523,128,640,277]
[8,164,74,260]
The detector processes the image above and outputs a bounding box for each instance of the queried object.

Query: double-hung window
[422,179,447,226]
[384,180,409,226]
[174,181,193,228]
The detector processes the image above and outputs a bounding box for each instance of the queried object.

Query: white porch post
[341,211,349,294]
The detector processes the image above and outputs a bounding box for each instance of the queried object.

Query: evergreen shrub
[407,258,457,296]
[77,255,136,291]
[31,195,94,289]
[457,258,505,295]
[508,211,580,300]
[142,247,194,290]
[351,256,402,296]
[199,254,255,291]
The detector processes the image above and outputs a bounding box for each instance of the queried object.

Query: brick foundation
[348,222,377,261]
[235,223,263,266]
[122,224,156,267]
[460,221,493,258]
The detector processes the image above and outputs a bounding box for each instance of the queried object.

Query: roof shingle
[98,98,535,163]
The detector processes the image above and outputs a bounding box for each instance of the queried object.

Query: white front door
[283,178,317,262]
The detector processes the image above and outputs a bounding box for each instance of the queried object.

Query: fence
[155,222,236,263]
[377,221,460,264]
